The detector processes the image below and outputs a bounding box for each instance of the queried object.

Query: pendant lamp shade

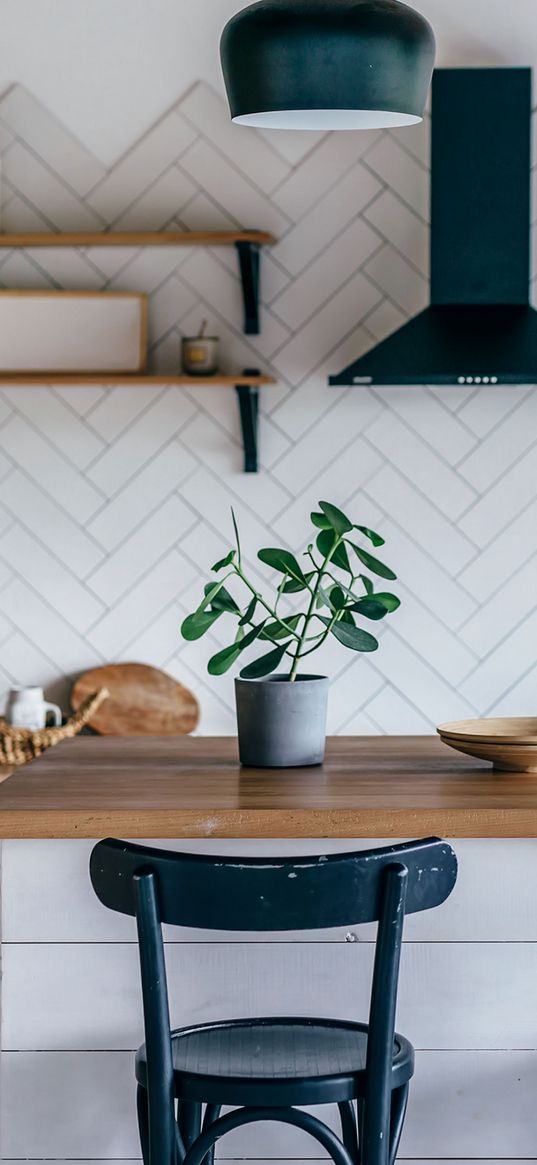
[220,0,435,131]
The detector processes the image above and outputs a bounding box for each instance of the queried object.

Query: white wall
[0,0,537,733]
[0,0,537,162]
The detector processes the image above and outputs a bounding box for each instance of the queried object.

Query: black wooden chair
[90,836,457,1165]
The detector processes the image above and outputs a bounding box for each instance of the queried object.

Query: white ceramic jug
[5,686,62,731]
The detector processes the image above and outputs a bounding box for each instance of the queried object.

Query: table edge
[1,806,536,839]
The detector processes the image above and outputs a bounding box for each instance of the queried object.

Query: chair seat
[135,1016,415,1105]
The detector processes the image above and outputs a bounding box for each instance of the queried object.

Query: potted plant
[181,500,400,767]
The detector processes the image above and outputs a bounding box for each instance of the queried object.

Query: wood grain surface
[438,717,537,743]
[71,663,199,736]
[437,718,537,772]
[0,230,277,247]
[0,373,276,385]
[1,735,537,838]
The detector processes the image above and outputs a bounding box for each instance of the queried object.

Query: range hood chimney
[329,67,537,387]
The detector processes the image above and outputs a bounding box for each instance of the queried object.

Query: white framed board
[0,291,147,373]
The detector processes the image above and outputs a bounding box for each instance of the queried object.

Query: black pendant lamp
[220,0,435,131]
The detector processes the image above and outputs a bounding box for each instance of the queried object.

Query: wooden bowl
[437,718,537,772]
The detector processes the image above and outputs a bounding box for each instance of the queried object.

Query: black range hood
[329,67,537,387]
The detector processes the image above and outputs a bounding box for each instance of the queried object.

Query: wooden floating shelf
[0,373,275,385]
[0,230,277,248]
[0,370,272,470]
[0,229,274,336]
[0,229,277,470]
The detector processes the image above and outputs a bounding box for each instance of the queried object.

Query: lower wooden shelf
[0,369,274,472]
[0,372,275,385]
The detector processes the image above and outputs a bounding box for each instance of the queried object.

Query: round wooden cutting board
[71,663,200,736]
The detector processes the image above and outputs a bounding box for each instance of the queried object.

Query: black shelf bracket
[236,369,260,472]
[235,241,261,334]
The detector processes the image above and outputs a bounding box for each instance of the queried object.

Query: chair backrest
[90,837,457,1165]
[90,836,456,930]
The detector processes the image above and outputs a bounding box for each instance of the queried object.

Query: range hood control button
[460,375,498,383]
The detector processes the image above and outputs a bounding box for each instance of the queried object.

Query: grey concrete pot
[235,674,329,768]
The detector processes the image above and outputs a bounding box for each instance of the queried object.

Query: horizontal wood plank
[4,940,537,1052]
[4,838,537,942]
[2,736,537,838]
[2,1049,535,1158]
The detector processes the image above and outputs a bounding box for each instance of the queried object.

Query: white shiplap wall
[2,837,537,1163]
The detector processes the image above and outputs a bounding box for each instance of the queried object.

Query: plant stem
[296,610,340,659]
[234,563,302,642]
[288,535,341,681]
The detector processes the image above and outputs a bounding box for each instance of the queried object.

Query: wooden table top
[0,735,536,838]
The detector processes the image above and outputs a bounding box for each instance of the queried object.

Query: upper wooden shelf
[0,230,277,248]
[0,372,275,386]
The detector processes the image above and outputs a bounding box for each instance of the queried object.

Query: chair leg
[338,1102,359,1163]
[356,1098,364,1160]
[178,1101,203,1151]
[389,1085,409,1165]
[137,1084,149,1165]
[202,1104,222,1165]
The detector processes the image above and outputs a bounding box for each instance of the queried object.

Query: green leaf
[211,549,235,572]
[318,616,378,653]
[332,542,352,573]
[319,500,353,535]
[359,574,374,595]
[230,507,242,564]
[282,571,313,593]
[354,525,385,548]
[310,511,331,530]
[196,579,226,613]
[316,529,351,573]
[374,591,401,613]
[207,642,243,676]
[320,578,361,606]
[181,609,222,640]
[339,609,356,625]
[258,547,307,585]
[349,543,397,581]
[260,615,301,640]
[205,583,240,614]
[316,583,334,609]
[350,597,390,621]
[239,621,267,650]
[328,585,347,611]
[239,641,291,679]
[316,529,331,557]
[239,596,257,626]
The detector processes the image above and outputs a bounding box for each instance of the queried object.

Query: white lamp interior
[232,109,422,129]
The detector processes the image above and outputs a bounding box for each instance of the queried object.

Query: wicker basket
[0,688,108,766]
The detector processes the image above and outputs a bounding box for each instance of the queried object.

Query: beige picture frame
[0,290,148,374]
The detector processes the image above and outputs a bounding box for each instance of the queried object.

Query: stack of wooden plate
[437,718,537,772]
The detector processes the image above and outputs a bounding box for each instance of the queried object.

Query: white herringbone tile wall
[0,80,536,733]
